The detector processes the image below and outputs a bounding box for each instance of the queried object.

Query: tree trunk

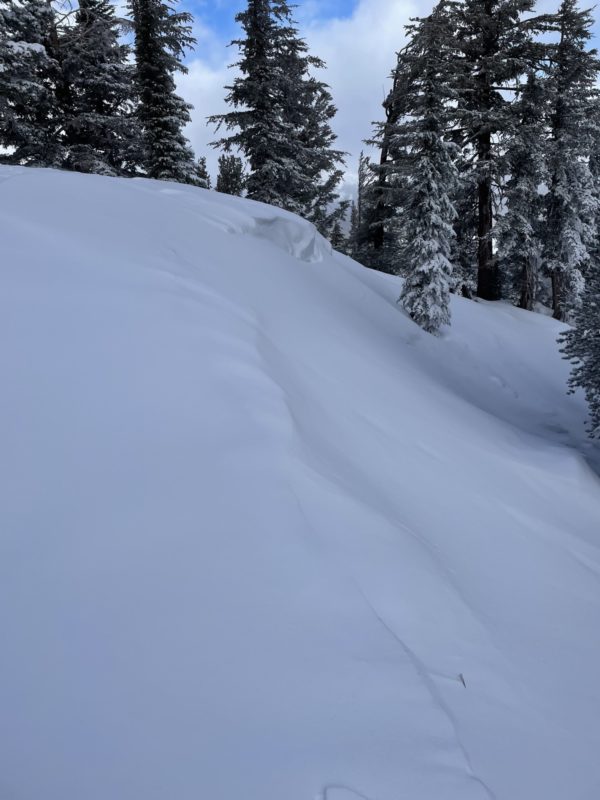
[518,257,535,311]
[371,64,404,262]
[552,269,567,321]
[476,131,499,300]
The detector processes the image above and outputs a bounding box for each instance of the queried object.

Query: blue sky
[178,0,415,189]
[187,0,360,43]
[177,0,600,191]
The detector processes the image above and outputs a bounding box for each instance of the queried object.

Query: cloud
[179,0,433,191]
[305,0,422,187]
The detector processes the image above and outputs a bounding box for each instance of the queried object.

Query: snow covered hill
[1,166,600,800]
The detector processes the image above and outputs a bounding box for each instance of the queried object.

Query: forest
[1,0,599,432]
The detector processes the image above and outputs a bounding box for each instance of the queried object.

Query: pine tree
[450,168,478,297]
[209,0,345,225]
[193,155,211,188]
[216,154,245,195]
[61,0,139,176]
[453,0,550,300]
[129,0,197,182]
[0,0,64,166]
[352,150,377,266]
[497,73,547,309]
[562,272,600,435]
[329,217,347,252]
[543,0,599,321]
[368,48,417,273]
[396,5,458,334]
[294,76,347,236]
[561,158,600,434]
[348,200,359,258]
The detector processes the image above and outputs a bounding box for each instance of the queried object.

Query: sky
[177,0,422,193]
[177,0,600,194]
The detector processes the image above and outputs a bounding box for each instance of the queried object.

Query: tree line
[357,0,599,328]
[353,0,600,432]
[0,0,346,231]
[0,0,599,434]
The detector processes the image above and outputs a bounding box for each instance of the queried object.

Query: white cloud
[179,0,433,191]
[305,0,421,186]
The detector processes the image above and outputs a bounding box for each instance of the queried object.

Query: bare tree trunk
[476,131,499,300]
[552,269,567,320]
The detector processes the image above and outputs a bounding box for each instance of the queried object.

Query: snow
[1,165,600,800]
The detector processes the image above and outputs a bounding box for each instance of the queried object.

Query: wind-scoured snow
[1,166,600,800]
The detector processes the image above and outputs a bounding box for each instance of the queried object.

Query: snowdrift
[1,166,600,800]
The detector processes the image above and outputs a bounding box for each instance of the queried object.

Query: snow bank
[1,167,599,800]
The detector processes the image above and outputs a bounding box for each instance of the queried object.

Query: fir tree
[352,150,377,266]
[368,47,417,274]
[563,272,600,435]
[129,0,197,182]
[294,76,347,236]
[543,0,599,321]
[62,0,139,176]
[396,5,458,334]
[0,0,64,166]
[497,73,547,310]
[348,200,359,259]
[450,167,478,297]
[561,167,600,434]
[216,154,245,195]
[210,0,345,226]
[329,217,347,252]
[193,155,211,188]
[453,0,550,300]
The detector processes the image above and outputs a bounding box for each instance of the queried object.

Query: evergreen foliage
[216,154,245,195]
[351,151,378,266]
[560,102,600,433]
[367,49,417,273]
[194,155,211,188]
[347,200,359,259]
[329,216,347,252]
[395,4,458,334]
[561,231,600,434]
[129,0,197,182]
[497,73,547,309]
[62,0,139,176]
[452,0,549,301]
[449,165,478,297]
[543,0,599,321]
[209,0,345,232]
[0,0,64,166]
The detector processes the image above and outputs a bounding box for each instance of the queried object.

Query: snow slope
[1,166,600,800]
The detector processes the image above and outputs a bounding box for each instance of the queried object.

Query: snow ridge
[1,168,600,800]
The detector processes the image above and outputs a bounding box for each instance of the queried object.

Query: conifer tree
[562,268,600,435]
[129,0,197,182]
[329,217,347,252]
[193,155,211,188]
[497,73,547,309]
[561,140,600,434]
[295,77,347,236]
[62,0,138,176]
[543,0,599,321]
[395,5,458,334]
[450,169,478,297]
[210,0,345,227]
[453,0,549,300]
[368,49,416,273]
[348,200,359,259]
[216,154,245,195]
[0,0,64,166]
[352,151,377,266]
